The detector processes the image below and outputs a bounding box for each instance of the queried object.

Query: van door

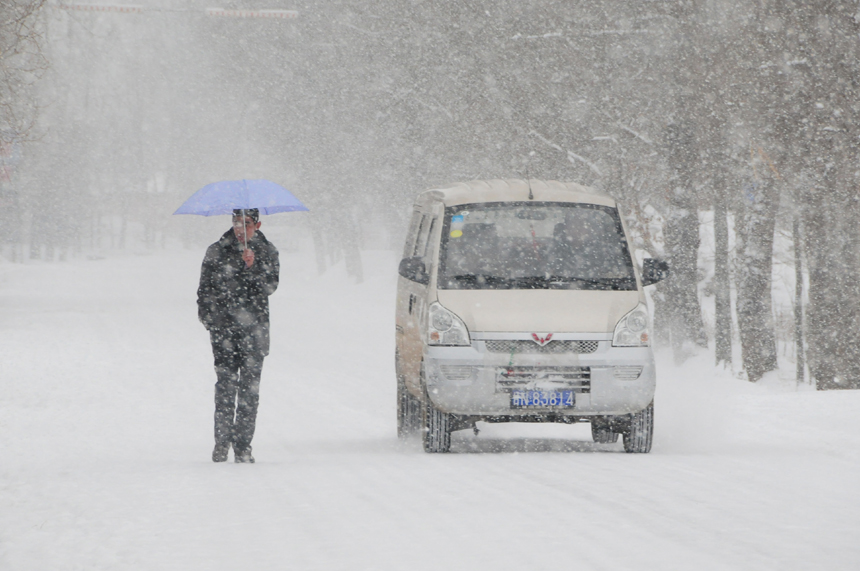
[396,209,436,394]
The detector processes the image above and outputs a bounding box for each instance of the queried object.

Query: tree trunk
[664,203,708,362]
[342,213,364,284]
[311,217,327,276]
[803,179,860,390]
[735,179,779,382]
[803,198,838,388]
[713,188,732,366]
[119,215,127,250]
[662,122,708,363]
[793,215,804,384]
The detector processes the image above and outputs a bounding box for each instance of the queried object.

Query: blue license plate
[511,390,575,408]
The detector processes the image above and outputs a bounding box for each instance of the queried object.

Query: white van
[395,179,669,453]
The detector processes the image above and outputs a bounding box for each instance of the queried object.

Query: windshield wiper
[447,274,511,287]
[446,274,635,290]
[510,276,555,289]
[546,275,636,289]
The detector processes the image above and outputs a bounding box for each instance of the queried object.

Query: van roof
[414,179,616,209]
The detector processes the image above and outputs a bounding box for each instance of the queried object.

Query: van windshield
[437,202,636,290]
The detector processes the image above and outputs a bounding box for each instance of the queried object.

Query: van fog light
[440,365,473,381]
[614,366,643,381]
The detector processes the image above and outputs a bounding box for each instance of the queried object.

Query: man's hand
[242,248,255,268]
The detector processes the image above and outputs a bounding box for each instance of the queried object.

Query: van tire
[397,377,421,438]
[591,420,619,444]
[423,394,452,453]
[622,402,654,453]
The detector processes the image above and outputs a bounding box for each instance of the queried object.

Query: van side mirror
[641,258,670,286]
[399,256,430,285]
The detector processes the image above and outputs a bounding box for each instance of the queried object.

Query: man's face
[233,215,261,243]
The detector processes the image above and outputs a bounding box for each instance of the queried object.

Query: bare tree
[0,0,45,260]
[0,0,46,143]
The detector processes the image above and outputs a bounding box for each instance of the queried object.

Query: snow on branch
[531,130,602,177]
[53,5,299,18]
[511,30,650,40]
[54,3,143,12]
[511,32,563,40]
[619,124,653,145]
[205,8,298,19]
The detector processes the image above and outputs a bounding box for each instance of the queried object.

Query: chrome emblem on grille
[531,333,553,346]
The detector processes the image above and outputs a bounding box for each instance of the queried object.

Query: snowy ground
[1,247,859,570]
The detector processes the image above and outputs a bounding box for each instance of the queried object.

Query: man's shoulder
[204,232,235,259]
[205,239,226,254]
[255,231,279,255]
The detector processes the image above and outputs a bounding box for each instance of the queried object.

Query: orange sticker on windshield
[450,230,463,238]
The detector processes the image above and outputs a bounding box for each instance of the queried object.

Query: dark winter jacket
[197,229,280,355]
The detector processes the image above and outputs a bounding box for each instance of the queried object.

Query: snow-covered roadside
[1,249,858,570]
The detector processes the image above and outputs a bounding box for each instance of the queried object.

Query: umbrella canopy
[173,179,308,216]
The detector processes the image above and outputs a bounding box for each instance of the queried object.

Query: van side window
[403,210,423,259]
[414,214,430,257]
[423,217,438,259]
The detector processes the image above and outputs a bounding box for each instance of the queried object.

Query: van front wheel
[622,402,654,453]
[422,394,452,453]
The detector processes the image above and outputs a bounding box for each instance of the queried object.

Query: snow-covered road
[1,249,858,570]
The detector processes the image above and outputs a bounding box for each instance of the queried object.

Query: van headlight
[612,303,650,347]
[427,302,471,346]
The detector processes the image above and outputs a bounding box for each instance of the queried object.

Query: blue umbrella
[173,179,308,217]
[174,179,308,250]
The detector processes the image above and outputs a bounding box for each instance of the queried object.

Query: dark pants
[210,328,265,452]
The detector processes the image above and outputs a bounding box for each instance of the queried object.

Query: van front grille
[485,340,599,354]
[497,366,591,393]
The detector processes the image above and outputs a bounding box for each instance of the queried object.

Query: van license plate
[511,390,575,408]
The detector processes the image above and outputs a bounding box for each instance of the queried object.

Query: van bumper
[423,337,655,417]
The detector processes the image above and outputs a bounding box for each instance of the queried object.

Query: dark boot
[234,446,255,463]
[212,442,230,462]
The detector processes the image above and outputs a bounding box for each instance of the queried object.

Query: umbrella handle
[242,208,248,250]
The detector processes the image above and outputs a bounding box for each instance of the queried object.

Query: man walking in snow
[197,208,280,463]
